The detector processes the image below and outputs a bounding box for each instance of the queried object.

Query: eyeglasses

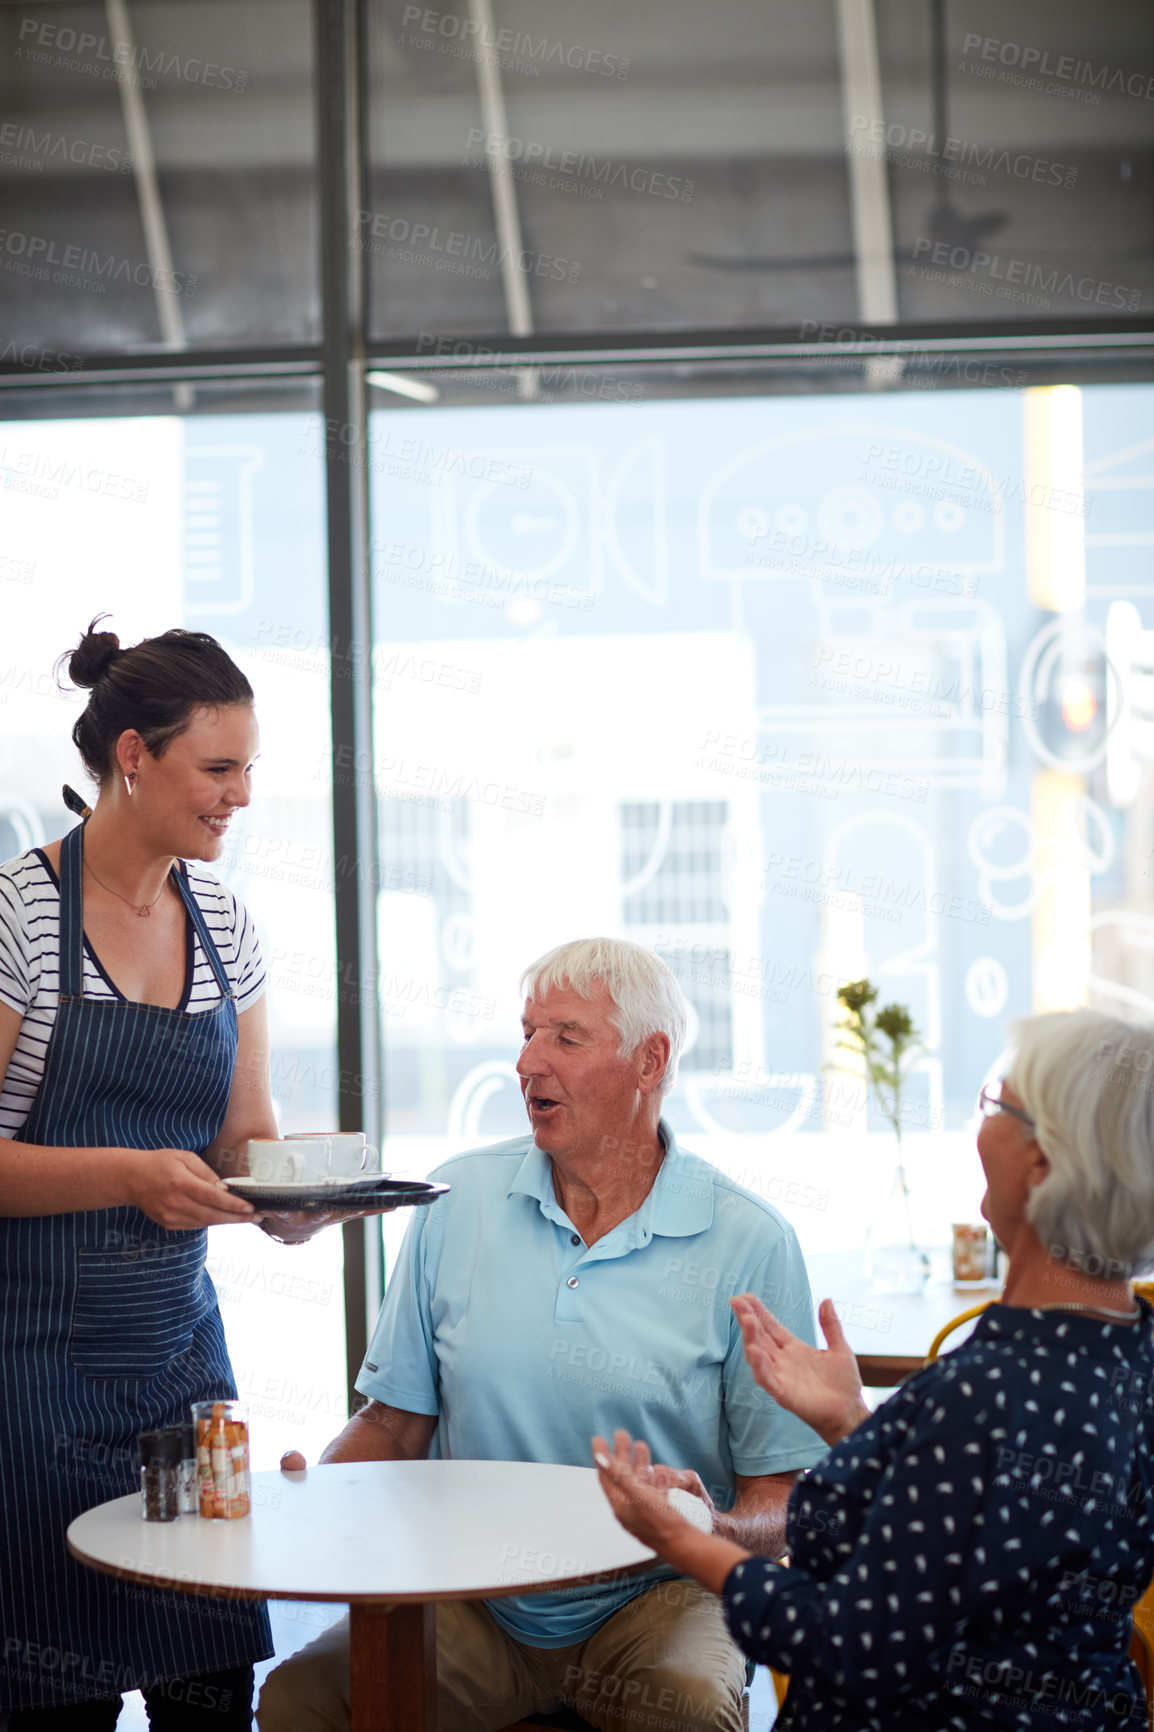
[978,1083,1035,1130]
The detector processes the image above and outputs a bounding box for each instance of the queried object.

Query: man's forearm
[713,1500,788,1559]
[319,1401,434,1464]
[712,1476,795,1559]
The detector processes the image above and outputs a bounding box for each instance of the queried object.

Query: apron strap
[57,824,86,999]
[172,862,236,1001]
[63,826,234,1005]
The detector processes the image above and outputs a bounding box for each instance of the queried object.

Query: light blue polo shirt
[356,1122,824,1647]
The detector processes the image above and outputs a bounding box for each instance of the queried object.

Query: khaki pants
[257,1578,746,1732]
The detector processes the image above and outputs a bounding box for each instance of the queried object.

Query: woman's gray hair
[1009,1007,1154,1279]
[520,938,688,1098]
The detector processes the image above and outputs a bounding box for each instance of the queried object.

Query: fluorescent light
[366,370,440,404]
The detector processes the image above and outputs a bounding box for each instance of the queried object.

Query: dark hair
[58,616,254,784]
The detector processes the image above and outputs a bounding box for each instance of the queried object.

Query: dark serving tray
[223,1176,449,1213]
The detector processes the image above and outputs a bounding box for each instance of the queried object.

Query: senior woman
[0,620,334,1727]
[596,1009,1154,1730]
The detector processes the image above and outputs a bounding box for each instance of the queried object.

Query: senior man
[257,937,823,1732]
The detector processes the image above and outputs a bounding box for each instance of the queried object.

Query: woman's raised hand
[121,1147,256,1230]
[732,1294,870,1448]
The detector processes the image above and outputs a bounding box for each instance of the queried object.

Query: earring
[124,773,136,797]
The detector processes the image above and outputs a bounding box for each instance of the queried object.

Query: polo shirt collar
[507,1120,715,1248]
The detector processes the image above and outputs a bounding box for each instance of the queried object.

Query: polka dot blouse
[722,1302,1154,1729]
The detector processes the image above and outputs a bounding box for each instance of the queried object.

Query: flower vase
[864,1149,931,1294]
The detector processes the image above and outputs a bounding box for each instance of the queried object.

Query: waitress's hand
[122,1148,257,1230]
[259,1205,375,1245]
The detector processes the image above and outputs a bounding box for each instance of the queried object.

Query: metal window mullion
[315,0,382,1413]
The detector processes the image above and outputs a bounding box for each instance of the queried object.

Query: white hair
[520,937,688,1099]
[1008,1008,1154,1279]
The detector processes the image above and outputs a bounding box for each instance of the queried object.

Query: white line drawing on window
[968,806,1041,921]
[682,1070,819,1139]
[968,795,1114,922]
[439,446,598,603]
[965,957,1009,1018]
[182,445,265,617]
[447,1060,522,1143]
[428,439,668,610]
[0,799,44,853]
[603,437,667,605]
[821,811,943,1132]
[464,467,581,581]
[697,422,1011,791]
[620,801,674,899]
[1088,910,1154,1019]
[1084,433,1154,599]
[759,598,1009,792]
[1106,600,1154,806]
[437,803,475,893]
[698,424,1004,587]
[441,910,478,972]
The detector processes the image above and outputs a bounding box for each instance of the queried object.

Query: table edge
[65,1536,658,1606]
[856,1352,924,1387]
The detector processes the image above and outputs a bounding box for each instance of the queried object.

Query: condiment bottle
[138,1429,182,1523]
[191,1400,252,1520]
[177,1421,197,1515]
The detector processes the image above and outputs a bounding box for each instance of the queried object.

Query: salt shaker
[177,1422,198,1515]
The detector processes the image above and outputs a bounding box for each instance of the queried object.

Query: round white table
[68,1458,656,1731]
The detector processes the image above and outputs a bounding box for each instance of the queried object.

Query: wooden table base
[350,1601,436,1731]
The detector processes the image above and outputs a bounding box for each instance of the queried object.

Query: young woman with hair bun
[0,619,339,1726]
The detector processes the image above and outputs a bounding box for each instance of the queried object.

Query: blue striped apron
[0,822,272,1708]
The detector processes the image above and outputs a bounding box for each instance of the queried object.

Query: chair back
[925,1299,996,1363]
[1130,1624,1154,1731]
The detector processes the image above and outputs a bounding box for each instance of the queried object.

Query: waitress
[0,620,287,1726]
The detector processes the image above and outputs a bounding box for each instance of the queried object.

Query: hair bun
[66,618,122,690]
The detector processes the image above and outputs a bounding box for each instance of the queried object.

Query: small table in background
[805,1249,1000,1386]
[68,1459,656,1732]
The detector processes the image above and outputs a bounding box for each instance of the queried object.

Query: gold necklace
[83,857,171,919]
[1036,1300,1142,1322]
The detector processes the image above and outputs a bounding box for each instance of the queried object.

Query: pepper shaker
[138,1429,182,1523]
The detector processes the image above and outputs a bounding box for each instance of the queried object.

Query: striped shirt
[0,849,265,1141]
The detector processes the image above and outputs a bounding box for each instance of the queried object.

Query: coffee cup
[282,1132,380,1179]
[244,1139,317,1184]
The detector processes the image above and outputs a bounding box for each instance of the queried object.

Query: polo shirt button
[566,1275,579,1289]
[570,1234,580,1246]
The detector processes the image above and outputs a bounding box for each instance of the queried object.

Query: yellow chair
[1130,1625,1154,1732]
[925,1297,997,1363]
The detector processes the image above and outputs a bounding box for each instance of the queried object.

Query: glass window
[367,0,1154,340]
[877,0,1154,325]
[366,0,856,335]
[0,1,318,353]
[369,371,1154,1278]
[0,385,342,1467]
